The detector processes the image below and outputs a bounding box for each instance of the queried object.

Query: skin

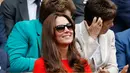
[99,19,114,34]
[86,17,103,40]
[120,65,129,73]
[86,17,114,40]
[55,16,73,59]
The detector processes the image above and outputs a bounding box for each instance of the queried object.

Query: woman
[4,0,76,72]
[75,0,118,73]
[33,12,92,73]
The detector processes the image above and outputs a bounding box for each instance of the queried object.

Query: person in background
[72,0,85,24]
[75,0,118,73]
[0,49,10,73]
[0,1,9,73]
[5,0,76,72]
[33,12,92,73]
[1,0,42,36]
[0,1,6,49]
[111,0,130,33]
[115,29,130,73]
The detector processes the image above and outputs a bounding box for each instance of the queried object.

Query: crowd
[0,0,130,73]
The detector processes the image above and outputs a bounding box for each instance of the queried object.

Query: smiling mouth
[62,35,71,38]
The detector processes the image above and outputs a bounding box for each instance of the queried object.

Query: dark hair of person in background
[84,0,117,26]
[39,0,76,24]
[41,12,87,73]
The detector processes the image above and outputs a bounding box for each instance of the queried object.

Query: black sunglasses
[55,23,73,32]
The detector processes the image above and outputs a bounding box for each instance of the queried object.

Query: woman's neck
[57,44,69,60]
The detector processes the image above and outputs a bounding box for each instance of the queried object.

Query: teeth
[63,35,70,38]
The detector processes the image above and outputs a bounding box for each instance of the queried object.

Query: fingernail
[94,17,97,19]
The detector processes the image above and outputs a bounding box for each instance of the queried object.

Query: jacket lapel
[35,20,42,56]
[19,0,29,20]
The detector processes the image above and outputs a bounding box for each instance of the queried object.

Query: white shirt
[90,39,103,72]
[27,0,37,20]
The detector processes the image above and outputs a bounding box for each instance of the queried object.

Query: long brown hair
[42,12,86,73]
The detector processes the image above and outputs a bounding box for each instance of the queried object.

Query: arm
[5,22,36,72]
[0,49,9,72]
[115,33,127,72]
[0,9,7,49]
[1,1,15,36]
[104,30,118,73]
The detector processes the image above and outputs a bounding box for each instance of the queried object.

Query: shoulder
[116,29,130,38]
[14,20,39,30]
[75,21,85,28]
[9,20,40,38]
[104,29,115,40]
[106,29,114,36]
[115,29,130,42]
[75,21,86,33]
[2,0,19,7]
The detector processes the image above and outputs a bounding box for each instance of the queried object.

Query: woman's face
[99,19,114,34]
[55,16,73,45]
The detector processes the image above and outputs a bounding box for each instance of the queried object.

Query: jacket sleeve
[0,49,9,72]
[115,33,126,72]
[105,30,118,73]
[0,10,7,49]
[1,1,15,36]
[5,22,36,72]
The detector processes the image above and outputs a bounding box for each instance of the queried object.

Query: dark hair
[42,12,86,73]
[39,0,76,24]
[84,0,117,26]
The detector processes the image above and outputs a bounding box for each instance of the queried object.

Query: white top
[27,0,37,20]
[90,39,103,72]
[75,21,118,73]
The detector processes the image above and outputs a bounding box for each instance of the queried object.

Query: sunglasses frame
[55,23,73,32]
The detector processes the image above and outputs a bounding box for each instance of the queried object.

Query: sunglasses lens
[55,25,65,32]
[55,23,73,32]
[66,23,73,30]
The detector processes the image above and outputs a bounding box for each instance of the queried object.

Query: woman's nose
[64,27,70,32]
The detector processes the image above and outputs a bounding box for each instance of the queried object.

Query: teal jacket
[5,19,42,72]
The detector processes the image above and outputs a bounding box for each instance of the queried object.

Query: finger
[99,67,103,71]
[96,17,101,23]
[97,17,102,27]
[103,68,109,73]
[121,65,129,73]
[91,17,97,25]
[124,65,129,69]
[123,65,129,72]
